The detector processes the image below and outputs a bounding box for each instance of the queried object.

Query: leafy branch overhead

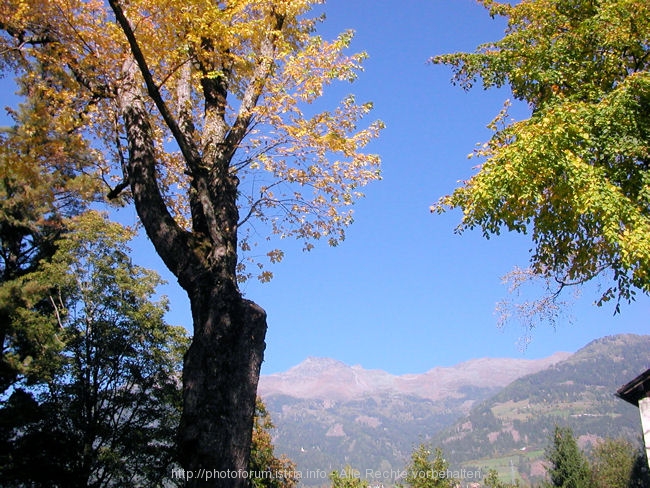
[433,0,650,311]
[0,0,383,282]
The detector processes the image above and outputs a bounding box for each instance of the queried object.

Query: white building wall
[639,396,650,469]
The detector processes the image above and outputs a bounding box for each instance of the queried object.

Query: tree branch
[108,0,201,171]
[116,60,200,288]
[223,11,285,161]
[107,114,131,200]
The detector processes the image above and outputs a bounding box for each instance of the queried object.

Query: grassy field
[459,448,547,487]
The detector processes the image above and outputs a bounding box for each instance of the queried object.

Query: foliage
[590,437,650,488]
[1,0,383,477]
[264,391,465,481]
[0,0,383,282]
[429,335,650,483]
[250,398,297,488]
[484,468,520,488]
[544,426,591,488]
[401,444,453,488]
[629,449,650,487]
[433,0,650,319]
[0,76,101,391]
[329,466,366,488]
[0,212,189,487]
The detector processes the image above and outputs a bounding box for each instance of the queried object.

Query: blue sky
[244,0,650,374]
[3,0,648,376]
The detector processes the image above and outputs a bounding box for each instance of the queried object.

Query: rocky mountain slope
[258,352,571,483]
[259,354,570,402]
[258,334,650,486]
[431,334,650,485]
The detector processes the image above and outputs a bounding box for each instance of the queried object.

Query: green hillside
[432,334,650,486]
[265,389,497,480]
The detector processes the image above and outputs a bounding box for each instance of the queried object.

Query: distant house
[616,368,650,468]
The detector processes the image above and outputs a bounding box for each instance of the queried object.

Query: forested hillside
[260,355,568,482]
[432,334,650,485]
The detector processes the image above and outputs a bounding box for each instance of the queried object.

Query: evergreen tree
[329,467,366,488]
[629,448,650,487]
[484,468,520,488]
[0,212,189,487]
[0,75,100,392]
[402,444,453,488]
[544,426,591,488]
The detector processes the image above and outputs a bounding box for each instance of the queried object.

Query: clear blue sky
[243,0,650,374]
[3,0,648,375]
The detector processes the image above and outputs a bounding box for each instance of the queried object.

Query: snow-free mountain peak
[258,352,571,402]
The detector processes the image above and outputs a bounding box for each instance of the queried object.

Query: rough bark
[116,60,268,487]
[180,289,267,487]
[107,4,287,484]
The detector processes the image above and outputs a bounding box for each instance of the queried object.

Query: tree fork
[117,65,267,486]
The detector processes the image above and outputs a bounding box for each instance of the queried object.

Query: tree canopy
[0,0,382,281]
[1,0,383,482]
[0,212,189,487]
[433,0,650,314]
[0,76,100,391]
[590,437,650,488]
[544,426,591,488]
[401,444,454,488]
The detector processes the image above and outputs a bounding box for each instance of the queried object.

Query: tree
[329,467,366,488]
[0,0,382,484]
[0,72,100,392]
[0,212,189,487]
[590,437,650,488]
[249,399,297,488]
[401,444,453,488]
[629,448,650,487]
[543,426,591,488]
[483,468,520,488]
[433,0,650,321]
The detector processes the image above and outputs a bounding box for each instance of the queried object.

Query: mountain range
[258,334,650,487]
[259,353,570,402]
[432,334,650,485]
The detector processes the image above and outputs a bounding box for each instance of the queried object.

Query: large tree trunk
[116,62,269,486]
[180,284,267,488]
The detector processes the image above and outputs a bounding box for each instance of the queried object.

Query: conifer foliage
[544,426,593,488]
[402,444,454,488]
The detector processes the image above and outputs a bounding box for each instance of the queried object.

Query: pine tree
[544,426,591,488]
[402,445,453,488]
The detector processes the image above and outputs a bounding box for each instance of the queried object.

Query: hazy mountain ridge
[258,334,649,486]
[258,351,572,483]
[259,353,571,402]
